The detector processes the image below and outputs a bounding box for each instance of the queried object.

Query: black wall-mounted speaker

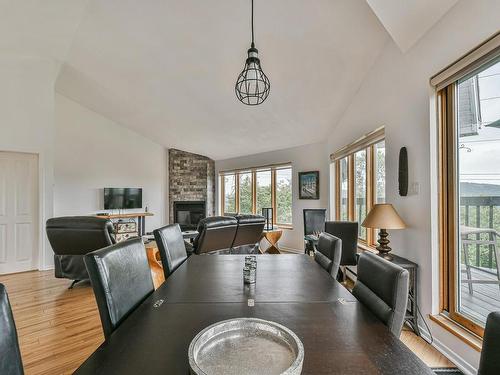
[399,147,408,197]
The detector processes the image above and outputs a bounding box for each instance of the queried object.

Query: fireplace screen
[173,201,206,230]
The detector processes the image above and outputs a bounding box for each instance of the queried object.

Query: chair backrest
[153,224,187,278]
[193,216,238,254]
[84,238,154,339]
[324,221,358,266]
[0,284,24,375]
[352,252,409,336]
[478,311,500,375]
[314,233,342,278]
[303,209,326,236]
[231,215,266,248]
[46,216,115,256]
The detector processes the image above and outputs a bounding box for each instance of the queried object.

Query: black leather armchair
[0,284,24,375]
[231,214,265,254]
[193,216,238,254]
[352,252,409,336]
[84,238,154,339]
[46,216,116,288]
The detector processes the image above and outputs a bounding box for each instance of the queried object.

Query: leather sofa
[46,216,116,287]
[192,215,265,254]
[231,214,266,254]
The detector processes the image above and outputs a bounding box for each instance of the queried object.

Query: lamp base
[376,229,392,255]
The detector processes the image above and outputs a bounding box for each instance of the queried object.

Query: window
[339,157,349,220]
[354,149,367,240]
[331,128,385,246]
[223,174,236,214]
[239,172,253,214]
[438,55,500,336]
[219,164,293,226]
[256,170,272,215]
[276,168,292,224]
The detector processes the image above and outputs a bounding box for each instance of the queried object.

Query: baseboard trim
[278,246,302,254]
[418,324,477,375]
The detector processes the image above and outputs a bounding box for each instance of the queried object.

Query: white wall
[326,0,500,373]
[0,54,57,270]
[54,94,167,233]
[215,142,329,251]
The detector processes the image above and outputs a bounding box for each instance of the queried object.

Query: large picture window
[437,54,500,337]
[331,128,385,246]
[219,164,293,226]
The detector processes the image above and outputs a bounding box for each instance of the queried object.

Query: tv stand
[95,212,154,237]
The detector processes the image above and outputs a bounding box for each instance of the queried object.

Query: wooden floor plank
[0,270,454,374]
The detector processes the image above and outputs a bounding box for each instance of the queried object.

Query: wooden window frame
[333,139,385,248]
[437,83,485,338]
[219,164,293,227]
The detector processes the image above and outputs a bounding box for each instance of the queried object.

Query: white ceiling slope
[0,0,89,64]
[55,0,389,160]
[366,0,459,53]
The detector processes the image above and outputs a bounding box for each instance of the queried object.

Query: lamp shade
[362,204,406,229]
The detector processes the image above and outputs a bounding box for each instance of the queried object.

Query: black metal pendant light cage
[235,0,270,105]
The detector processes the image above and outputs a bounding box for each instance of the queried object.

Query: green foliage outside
[239,174,252,214]
[224,170,292,225]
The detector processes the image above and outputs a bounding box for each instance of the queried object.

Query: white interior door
[0,152,38,274]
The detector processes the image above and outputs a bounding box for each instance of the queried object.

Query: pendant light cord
[251,0,255,47]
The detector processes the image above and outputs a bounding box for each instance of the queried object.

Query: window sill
[357,243,377,253]
[275,224,293,230]
[429,313,482,352]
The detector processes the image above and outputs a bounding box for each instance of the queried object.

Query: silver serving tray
[188,318,304,375]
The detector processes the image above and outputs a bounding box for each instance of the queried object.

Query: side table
[260,229,283,254]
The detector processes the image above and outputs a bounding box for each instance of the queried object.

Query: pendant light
[235,0,270,105]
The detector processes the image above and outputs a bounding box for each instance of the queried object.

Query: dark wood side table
[379,253,420,336]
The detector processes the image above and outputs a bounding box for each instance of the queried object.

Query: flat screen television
[104,188,142,210]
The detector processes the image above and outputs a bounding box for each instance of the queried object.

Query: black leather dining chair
[478,311,500,375]
[46,216,116,288]
[303,209,326,255]
[324,221,358,281]
[352,252,409,336]
[0,284,24,375]
[314,232,342,279]
[84,238,154,339]
[153,224,188,278]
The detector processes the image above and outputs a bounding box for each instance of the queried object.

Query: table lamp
[362,204,406,257]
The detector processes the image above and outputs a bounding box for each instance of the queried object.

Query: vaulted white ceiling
[366,0,459,52]
[1,0,459,160]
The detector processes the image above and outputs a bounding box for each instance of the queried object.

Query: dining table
[74,254,433,374]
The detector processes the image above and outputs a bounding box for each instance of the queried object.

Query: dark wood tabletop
[75,254,433,375]
[156,254,354,303]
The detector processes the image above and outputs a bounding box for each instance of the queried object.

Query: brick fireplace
[168,148,215,225]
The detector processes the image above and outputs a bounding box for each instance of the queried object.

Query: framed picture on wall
[298,171,319,199]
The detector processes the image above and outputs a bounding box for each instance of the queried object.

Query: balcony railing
[461,196,500,270]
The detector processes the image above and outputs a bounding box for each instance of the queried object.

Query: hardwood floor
[0,270,454,374]
[0,271,103,375]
